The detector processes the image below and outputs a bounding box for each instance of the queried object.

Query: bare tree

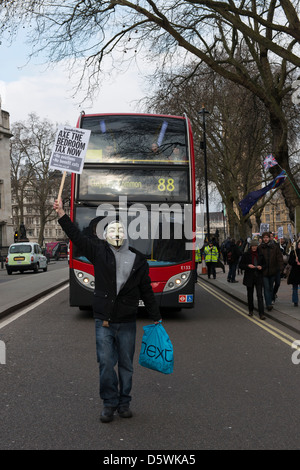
[144,64,276,238]
[10,113,70,245]
[10,122,34,232]
[2,1,300,218]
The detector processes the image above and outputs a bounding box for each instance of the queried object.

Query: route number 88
[158,178,175,192]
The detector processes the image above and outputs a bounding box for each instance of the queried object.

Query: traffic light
[14,231,18,242]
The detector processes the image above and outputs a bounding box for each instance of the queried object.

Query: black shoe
[231,280,238,283]
[248,311,253,317]
[294,303,298,307]
[100,406,116,423]
[118,406,133,419]
[267,306,273,311]
[259,314,266,320]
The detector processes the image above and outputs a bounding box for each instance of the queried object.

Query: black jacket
[287,249,300,286]
[59,214,160,323]
[239,249,266,287]
[227,243,240,264]
[259,241,284,277]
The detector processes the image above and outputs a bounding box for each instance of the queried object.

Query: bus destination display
[78,169,188,201]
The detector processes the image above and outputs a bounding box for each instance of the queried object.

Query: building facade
[11,182,70,245]
[252,192,292,239]
[0,99,13,248]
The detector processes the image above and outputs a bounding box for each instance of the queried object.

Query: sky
[0,31,222,212]
[0,33,148,126]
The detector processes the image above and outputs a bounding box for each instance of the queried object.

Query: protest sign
[49,125,91,200]
[260,223,269,235]
[277,226,284,239]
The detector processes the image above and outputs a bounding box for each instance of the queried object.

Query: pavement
[197,264,300,334]
[0,260,300,335]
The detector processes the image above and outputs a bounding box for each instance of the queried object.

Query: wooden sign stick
[57,171,67,202]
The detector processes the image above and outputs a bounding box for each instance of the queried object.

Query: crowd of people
[197,233,300,319]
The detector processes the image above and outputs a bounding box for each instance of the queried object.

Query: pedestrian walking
[259,231,284,311]
[204,240,219,279]
[269,232,281,303]
[287,240,300,307]
[53,199,161,423]
[239,240,266,319]
[226,239,240,283]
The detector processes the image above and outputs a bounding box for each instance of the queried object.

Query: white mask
[105,221,125,248]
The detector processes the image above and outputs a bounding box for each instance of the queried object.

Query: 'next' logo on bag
[140,342,173,362]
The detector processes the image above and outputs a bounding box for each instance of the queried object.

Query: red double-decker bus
[68,112,196,311]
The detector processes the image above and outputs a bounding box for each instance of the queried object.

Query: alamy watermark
[291,340,300,365]
[94,196,196,250]
[0,340,6,365]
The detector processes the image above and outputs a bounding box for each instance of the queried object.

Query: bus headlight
[163,271,191,292]
[74,269,95,290]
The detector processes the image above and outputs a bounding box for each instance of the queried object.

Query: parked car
[6,242,48,274]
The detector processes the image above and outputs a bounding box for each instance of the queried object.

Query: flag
[264,153,278,170]
[238,171,286,216]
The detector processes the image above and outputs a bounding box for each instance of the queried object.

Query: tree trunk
[269,112,299,221]
[38,217,46,246]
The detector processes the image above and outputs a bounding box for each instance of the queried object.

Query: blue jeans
[273,269,281,301]
[95,319,136,408]
[263,275,276,307]
[292,285,299,305]
[227,263,237,282]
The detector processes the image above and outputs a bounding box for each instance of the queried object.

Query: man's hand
[53,198,65,218]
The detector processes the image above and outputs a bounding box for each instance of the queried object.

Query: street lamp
[199,106,210,240]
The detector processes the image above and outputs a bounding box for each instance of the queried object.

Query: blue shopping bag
[139,322,174,374]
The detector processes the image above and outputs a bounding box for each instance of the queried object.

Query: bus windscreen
[72,206,191,266]
[81,115,189,165]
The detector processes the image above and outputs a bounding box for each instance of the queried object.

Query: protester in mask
[53,199,161,423]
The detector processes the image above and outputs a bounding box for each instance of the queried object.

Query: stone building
[0,98,13,248]
[258,193,291,237]
[11,178,70,245]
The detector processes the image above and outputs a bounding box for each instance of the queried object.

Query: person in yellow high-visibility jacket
[204,240,219,279]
